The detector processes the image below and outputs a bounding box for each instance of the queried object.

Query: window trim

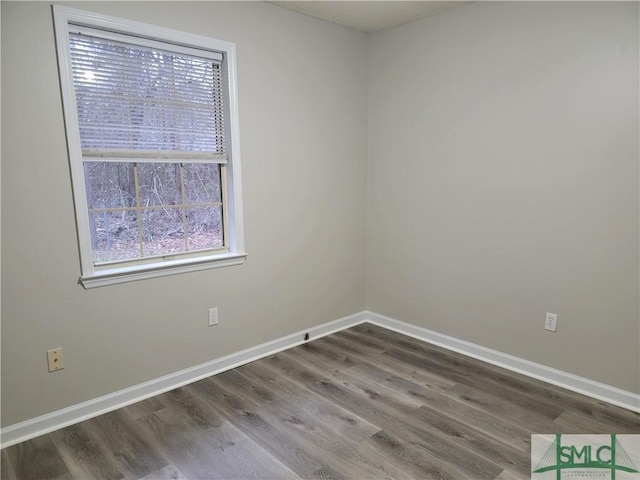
[53,5,246,288]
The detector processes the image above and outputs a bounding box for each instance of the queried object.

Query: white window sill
[79,253,247,289]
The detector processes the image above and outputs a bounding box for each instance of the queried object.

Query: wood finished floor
[2,324,639,480]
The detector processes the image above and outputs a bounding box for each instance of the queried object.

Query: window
[53,6,246,288]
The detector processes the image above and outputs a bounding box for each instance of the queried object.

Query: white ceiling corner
[268,1,472,33]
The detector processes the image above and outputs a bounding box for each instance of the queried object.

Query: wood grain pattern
[2,324,639,479]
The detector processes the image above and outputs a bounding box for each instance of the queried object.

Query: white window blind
[69,27,227,163]
[54,6,246,287]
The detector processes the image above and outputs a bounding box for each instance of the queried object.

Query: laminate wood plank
[133,408,224,480]
[309,333,552,451]
[145,385,294,479]
[213,369,278,408]
[358,429,474,480]
[238,361,382,444]
[363,435,466,479]
[387,344,566,419]
[331,329,559,426]
[349,326,640,434]
[304,336,455,409]
[212,369,396,479]
[552,398,640,433]
[2,436,73,480]
[298,338,531,442]
[122,397,165,421]
[266,350,505,479]
[1,449,18,480]
[445,382,556,433]
[155,386,224,431]
[50,423,126,480]
[413,405,531,477]
[350,326,563,416]
[297,348,529,477]
[138,463,186,480]
[207,374,394,480]
[197,422,300,480]
[189,376,346,480]
[83,410,168,478]
[552,407,640,434]
[349,360,543,454]
[320,332,458,391]
[319,333,456,392]
[233,404,390,479]
[354,324,639,428]
[345,361,534,452]
[326,331,456,387]
[352,324,554,393]
[240,352,464,478]
[494,467,525,480]
[137,405,299,480]
[332,329,388,353]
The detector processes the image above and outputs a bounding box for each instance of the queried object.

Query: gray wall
[367,2,640,393]
[1,1,368,426]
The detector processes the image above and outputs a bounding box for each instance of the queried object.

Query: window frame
[53,5,246,288]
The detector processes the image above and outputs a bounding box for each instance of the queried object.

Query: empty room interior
[1,1,639,479]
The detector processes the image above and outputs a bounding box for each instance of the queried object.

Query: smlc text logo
[531,434,639,480]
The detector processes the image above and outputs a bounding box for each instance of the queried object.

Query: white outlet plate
[208,307,219,326]
[47,348,64,372]
[545,312,558,332]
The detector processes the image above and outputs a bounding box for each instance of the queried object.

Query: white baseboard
[0,311,367,449]
[2,310,638,449]
[365,311,640,414]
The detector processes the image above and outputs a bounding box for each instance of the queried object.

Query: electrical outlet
[208,307,219,326]
[47,348,64,372]
[545,312,558,332]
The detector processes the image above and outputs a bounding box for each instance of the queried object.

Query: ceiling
[268,1,471,33]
